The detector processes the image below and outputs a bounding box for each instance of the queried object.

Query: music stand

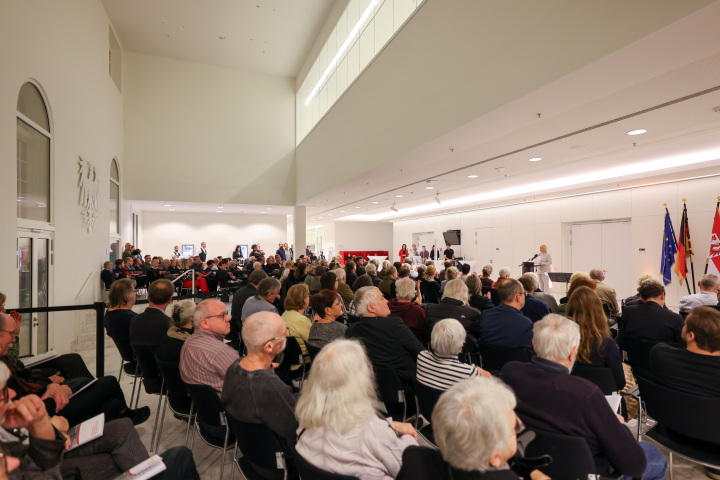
[548,272,573,287]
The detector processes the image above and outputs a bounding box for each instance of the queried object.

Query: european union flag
[661,211,678,285]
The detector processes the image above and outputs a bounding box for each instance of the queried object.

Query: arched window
[17,82,51,223]
[110,158,120,234]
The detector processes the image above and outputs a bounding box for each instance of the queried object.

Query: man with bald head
[180,299,239,395]
[222,312,298,446]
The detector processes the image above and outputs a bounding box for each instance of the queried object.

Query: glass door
[17,233,51,356]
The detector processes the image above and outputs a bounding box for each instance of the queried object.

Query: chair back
[636,376,720,445]
[154,354,191,415]
[108,331,135,364]
[412,379,443,421]
[523,428,597,479]
[275,335,304,385]
[185,383,233,444]
[226,415,290,479]
[571,364,617,395]
[478,341,530,372]
[291,447,360,480]
[374,367,406,404]
[621,336,656,379]
[131,345,163,394]
[306,342,322,361]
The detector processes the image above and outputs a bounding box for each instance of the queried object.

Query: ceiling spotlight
[340,210,345,213]
[467,175,478,179]
[355,206,361,209]
[528,157,542,162]
[435,193,441,205]
[396,194,403,198]
[372,201,379,204]
[390,203,398,212]
[425,186,434,190]
[266,207,272,210]
[164,204,171,207]
[627,129,647,135]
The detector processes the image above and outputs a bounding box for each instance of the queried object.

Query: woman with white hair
[295,339,418,479]
[397,377,547,480]
[417,319,491,391]
[158,299,196,363]
[424,278,482,344]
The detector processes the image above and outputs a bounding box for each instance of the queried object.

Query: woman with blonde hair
[420,264,441,304]
[295,339,417,479]
[566,286,625,389]
[282,283,312,365]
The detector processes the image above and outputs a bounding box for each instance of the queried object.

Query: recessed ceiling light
[169,209,175,211]
[217,210,223,213]
[467,175,478,179]
[425,186,434,190]
[218,206,223,209]
[355,206,361,209]
[528,157,542,162]
[340,210,345,213]
[310,218,315,220]
[396,195,403,198]
[627,129,647,135]
[372,201,379,204]
[318,216,323,219]
[164,204,171,207]
[266,207,272,210]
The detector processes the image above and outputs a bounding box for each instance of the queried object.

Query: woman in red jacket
[398,244,409,263]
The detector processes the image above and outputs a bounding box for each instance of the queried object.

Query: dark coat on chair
[617,300,684,350]
[345,316,423,387]
[129,307,171,348]
[424,298,482,341]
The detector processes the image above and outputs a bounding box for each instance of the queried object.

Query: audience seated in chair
[501,314,666,479]
[465,274,494,313]
[557,273,596,315]
[158,300,195,364]
[282,284,312,367]
[104,279,138,375]
[101,261,120,289]
[345,287,423,390]
[566,286,626,390]
[130,279,174,350]
[230,269,268,345]
[419,265,441,305]
[0,312,150,427]
[679,273,720,313]
[387,277,426,343]
[0,362,200,479]
[425,279,482,345]
[222,311,298,446]
[479,279,534,356]
[489,267,511,306]
[617,278,684,351]
[397,376,548,480]
[588,268,619,317]
[295,339,417,479]
[518,274,550,322]
[241,277,281,324]
[307,290,348,348]
[334,268,354,309]
[180,299,239,396]
[417,319,491,391]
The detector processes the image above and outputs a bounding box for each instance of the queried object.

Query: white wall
[0,1,124,354]
[123,52,296,206]
[334,221,393,254]
[394,175,720,310]
[141,211,287,260]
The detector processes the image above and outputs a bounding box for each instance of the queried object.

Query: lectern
[522,262,535,274]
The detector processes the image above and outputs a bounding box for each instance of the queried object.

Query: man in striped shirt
[417,319,491,391]
[180,299,239,395]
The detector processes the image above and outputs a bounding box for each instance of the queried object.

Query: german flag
[675,203,694,285]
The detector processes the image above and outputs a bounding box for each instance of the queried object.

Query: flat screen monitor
[443,230,461,245]
[181,244,194,259]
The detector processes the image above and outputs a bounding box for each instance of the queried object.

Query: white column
[293,206,306,260]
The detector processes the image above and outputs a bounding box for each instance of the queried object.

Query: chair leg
[154,394,169,453]
[150,382,164,452]
[185,402,194,447]
[230,444,238,480]
[220,413,229,480]
[118,359,124,382]
[133,378,143,409]
[414,396,421,430]
[129,363,140,407]
[669,452,673,480]
[636,396,643,441]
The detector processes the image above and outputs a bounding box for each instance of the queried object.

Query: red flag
[707,206,720,277]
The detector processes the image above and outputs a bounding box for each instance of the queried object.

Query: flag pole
[704,196,720,275]
[665,204,691,295]
[684,199,697,294]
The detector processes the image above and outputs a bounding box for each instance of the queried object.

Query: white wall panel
[592,189,631,220]
[560,195,594,222]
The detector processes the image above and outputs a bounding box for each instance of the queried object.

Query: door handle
[32,317,39,327]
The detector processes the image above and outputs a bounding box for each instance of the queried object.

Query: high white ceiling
[296,0,720,223]
[102,0,335,77]
[131,200,293,216]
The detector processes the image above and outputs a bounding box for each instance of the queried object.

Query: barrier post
[94,301,105,377]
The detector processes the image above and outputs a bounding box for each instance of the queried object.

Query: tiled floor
[76,302,711,479]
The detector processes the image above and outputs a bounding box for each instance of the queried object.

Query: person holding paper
[501,315,666,479]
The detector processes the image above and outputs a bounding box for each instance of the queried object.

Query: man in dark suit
[345,286,424,389]
[129,279,174,348]
[617,278,684,350]
[650,306,720,397]
[479,278,534,355]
